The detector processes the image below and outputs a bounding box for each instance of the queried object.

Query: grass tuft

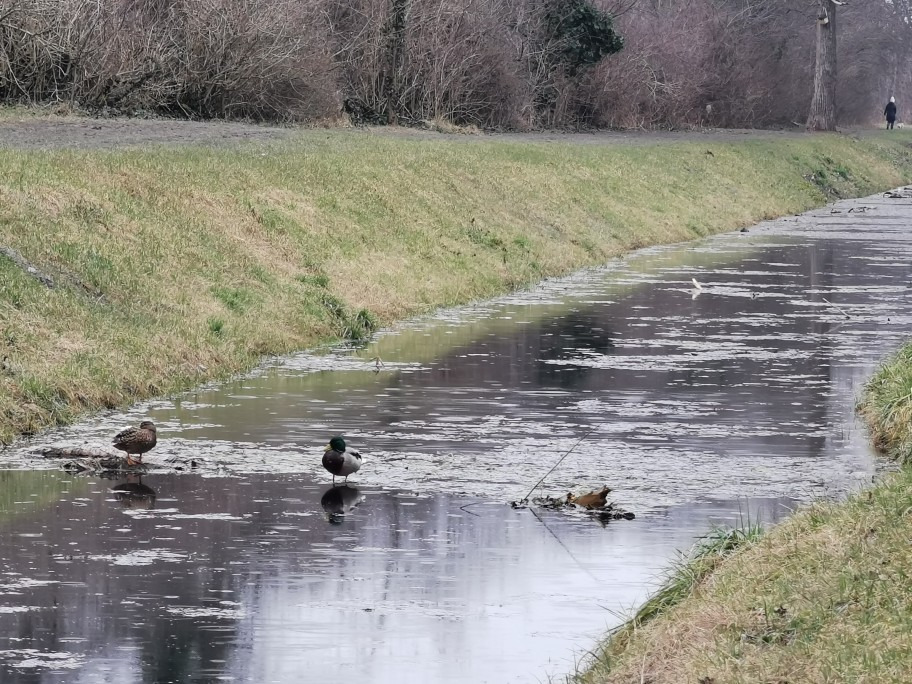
[207,317,226,336]
[859,344,912,462]
[212,286,257,313]
[573,518,763,683]
[296,273,330,288]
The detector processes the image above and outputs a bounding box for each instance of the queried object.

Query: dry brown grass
[1,130,912,443]
[860,343,912,462]
[578,468,912,684]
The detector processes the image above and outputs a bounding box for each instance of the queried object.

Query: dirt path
[0,117,294,149]
[369,124,814,146]
[0,114,825,150]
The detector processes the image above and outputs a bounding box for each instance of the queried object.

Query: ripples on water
[1,192,911,682]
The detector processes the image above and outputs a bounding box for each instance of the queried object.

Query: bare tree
[0,0,908,129]
[807,0,841,131]
[381,0,410,123]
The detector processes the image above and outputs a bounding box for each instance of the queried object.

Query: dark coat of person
[885,101,898,122]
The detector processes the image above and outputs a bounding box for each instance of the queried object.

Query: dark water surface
[2,191,912,682]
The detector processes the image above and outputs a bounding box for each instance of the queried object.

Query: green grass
[625,523,764,628]
[572,520,764,682]
[577,468,912,684]
[1,129,912,442]
[860,344,912,462]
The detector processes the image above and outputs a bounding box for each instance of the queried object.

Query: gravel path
[0,117,294,149]
[0,114,820,150]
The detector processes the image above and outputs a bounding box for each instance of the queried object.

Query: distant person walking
[885,96,897,129]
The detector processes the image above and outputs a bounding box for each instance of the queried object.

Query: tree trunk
[382,0,410,125]
[807,0,837,131]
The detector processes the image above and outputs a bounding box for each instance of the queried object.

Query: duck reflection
[320,485,363,524]
[111,475,157,509]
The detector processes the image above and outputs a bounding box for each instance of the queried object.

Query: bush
[0,0,907,129]
[0,0,339,120]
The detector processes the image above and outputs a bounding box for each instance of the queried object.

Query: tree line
[0,0,907,129]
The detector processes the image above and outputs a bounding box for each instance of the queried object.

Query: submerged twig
[528,506,602,584]
[458,501,482,517]
[821,297,851,319]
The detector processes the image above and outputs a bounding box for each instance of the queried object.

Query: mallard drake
[322,436,362,483]
[112,420,157,466]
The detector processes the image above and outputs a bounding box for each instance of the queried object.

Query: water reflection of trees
[0,474,243,684]
[535,312,616,389]
[0,474,640,683]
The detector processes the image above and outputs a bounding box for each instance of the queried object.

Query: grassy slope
[578,469,912,684]
[860,344,912,462]
[1,130,912,443]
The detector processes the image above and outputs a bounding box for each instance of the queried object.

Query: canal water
[1,190,911,683]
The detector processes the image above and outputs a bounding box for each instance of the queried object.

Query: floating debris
[821,297,852,319]
[40,446,115,460]
[0,649,85,671]
[165,606,246,620]
[510,486,635,521]
[60,455,146,475]
[88,549,186,566]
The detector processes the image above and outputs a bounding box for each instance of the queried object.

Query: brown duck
[568,486,612,509]
[112,421,157,466]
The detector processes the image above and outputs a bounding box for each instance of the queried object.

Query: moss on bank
[1,129,912,443]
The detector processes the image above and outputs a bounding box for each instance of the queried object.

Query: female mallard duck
[322,436,362,483]
[568,486,611,510]
[112,420,157,466]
